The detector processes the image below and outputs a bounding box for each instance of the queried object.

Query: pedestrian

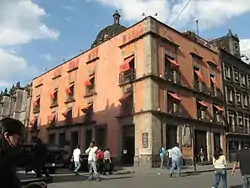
[212,148,227,188]
[72,145,81,175]
[96,147,104,175]
[103,148,112,175]
[33,138,49,178]
[166,147,172,169]
[169,143,182,177]
[159,145,166,168]
[0,117,47,188]
[85,141,100,181]
[232,144,250,188]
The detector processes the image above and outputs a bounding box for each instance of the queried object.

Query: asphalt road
[46,170,244,188]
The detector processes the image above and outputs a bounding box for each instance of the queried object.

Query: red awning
[119,92,132,103]
[84,75,95,86]
[166,57,179,68]
[198,101,208,108]
[210,77,219,88]
[65,87,72,94]
[168,92,181,101]
[81,103,93,113]
[120,56,134,72]
[194,70,203,82]
[62,108,72,117]
[33,97,40,106]
[47,113,56,122]
[50,91,55,99]
[213,105,223,112]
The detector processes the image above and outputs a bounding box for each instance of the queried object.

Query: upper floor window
[167,92,181,115]
[237,113,243,127]
[119,55,135,84]
[165,55,180,83]
[226,86,233,103]
[84,75,96,96]
[233,68,239,82]
[196,100,208,120]
[240,73,246,86]
[242,93,248,107]
[66,84,74,101]
[224,64,231,79]
[193,67,203,91]
[228,110,235,127]
[235,90,241,106]
[50,89,58,106]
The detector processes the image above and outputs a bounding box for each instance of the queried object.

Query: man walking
[169,143,182,177]
[85,141,99,181]
[232,144,250,188]
[72,145,81,175]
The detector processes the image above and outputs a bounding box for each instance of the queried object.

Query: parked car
[16,143,68,174]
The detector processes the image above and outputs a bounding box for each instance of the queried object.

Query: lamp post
[190,125,196,171]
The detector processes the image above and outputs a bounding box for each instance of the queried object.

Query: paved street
[44,170,244,188]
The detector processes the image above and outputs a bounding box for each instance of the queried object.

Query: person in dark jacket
[33,138,49,178]
[0,117,24,188]
[0,118,47,187]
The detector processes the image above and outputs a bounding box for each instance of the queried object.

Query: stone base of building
[134,154,153,168]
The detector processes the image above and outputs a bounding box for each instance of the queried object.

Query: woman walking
[212,148,227,188]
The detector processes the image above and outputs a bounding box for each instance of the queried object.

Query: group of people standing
[159,143,183,177]
[72,141,112,181]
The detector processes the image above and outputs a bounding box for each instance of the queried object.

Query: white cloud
[240,39,250,64]
[0,0,59,46]
[0,48,39,82]
[40,53,54,62]
[90,0,250,30]
[0,0,59,89]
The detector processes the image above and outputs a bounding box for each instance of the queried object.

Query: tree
[3,88,8,95]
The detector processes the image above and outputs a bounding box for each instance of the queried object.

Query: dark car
[16,143,67,174]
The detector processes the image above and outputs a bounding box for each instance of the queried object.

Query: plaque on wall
[142,132,148,148]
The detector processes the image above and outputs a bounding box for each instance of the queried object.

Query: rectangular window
[51,90,58,106]
[235,91,241,105]
[67,84,74,100]
[224,64,231,79]
[233,68,239,82]
[243,94,248,107]
[228,111,235,127]
[196,100,208,120]
[226,87,233,103]
[244,115,249,129]
[240,73,246,86]
[238,113,243,127]
[167,92,180,115]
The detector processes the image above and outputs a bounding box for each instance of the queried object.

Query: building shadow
[230,185,243,188]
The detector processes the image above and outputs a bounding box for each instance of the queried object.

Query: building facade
[212,30,250,161]
[28,13,226,167]
[0,82,31,129]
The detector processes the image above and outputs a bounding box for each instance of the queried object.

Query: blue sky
[0,0,250,90]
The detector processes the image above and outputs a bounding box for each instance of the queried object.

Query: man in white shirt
[169,143,182,177]
[85,141,99,181]
[72,145,81,175]
[167,147,172,169]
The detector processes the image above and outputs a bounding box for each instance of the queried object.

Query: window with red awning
[119,92,132,103]
[120,55,134,72]
[194,70,204,82]
[213,105,223,112]
[81,103,93,113]
[198,101,208,108]
[166,57,179,69]
[62,108,72,117]
[210,77,219,88]
[168,92,181,101]
[84,75,95,86]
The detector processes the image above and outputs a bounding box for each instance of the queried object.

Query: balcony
[65,95,75,103]
[165,70,180,84]
[33,105,40,114]
[227,126,249,134]
[119,70,136,85]
[85,85,96,96]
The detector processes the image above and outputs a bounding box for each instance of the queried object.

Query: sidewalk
[114,162,237,175]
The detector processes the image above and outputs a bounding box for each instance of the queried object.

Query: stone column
[206,131,213,162]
